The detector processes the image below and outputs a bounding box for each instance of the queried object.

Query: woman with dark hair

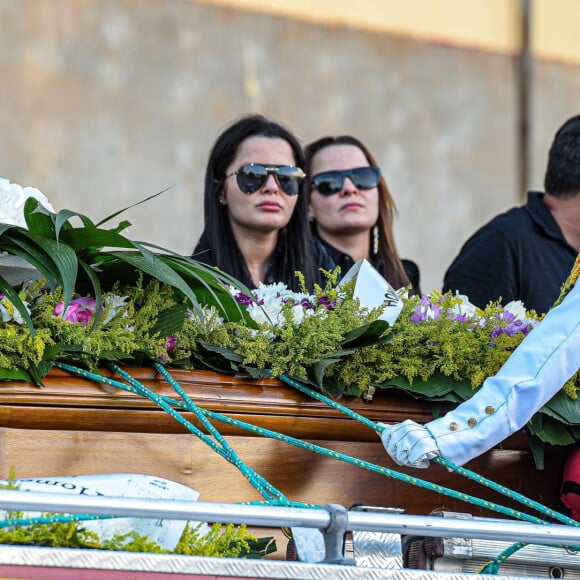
[305,135,420,293]
[193,114,334,291]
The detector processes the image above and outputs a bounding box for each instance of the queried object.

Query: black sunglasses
[226,163,306,196]
[310,166,381,196]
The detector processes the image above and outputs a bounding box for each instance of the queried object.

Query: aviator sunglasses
[310,166,381,196]
[226,163,306,196]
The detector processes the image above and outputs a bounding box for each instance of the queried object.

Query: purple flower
[233,291,253,306]
[53,297,98,326]
[317,296,337,311]
[450,312,469,324]
[160,335,176,362]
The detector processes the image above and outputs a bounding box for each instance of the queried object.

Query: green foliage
[0,515,274,558]
[0,196,250,333]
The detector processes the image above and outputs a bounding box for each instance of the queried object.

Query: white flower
[0,178,55,229]
[187,305,224,330]
[450,293,478,319]
[0,295,29,325]
[103,295,129,324]
[504,300,537,326]
[229,282,317,328]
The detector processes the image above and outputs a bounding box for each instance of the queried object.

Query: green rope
[276,373,579,527]
[151,380,555,526]
[55,362,285,503]
[275,372,580,571]
[149,362,287,504]
[51,363,580,569]
[0,513,109,529]
[478,542,526,575]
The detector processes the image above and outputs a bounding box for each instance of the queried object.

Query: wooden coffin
[0,368,568,518]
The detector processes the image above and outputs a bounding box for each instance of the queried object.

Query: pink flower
[53,297,98,326]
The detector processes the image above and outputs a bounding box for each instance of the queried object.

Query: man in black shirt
[443,115,580,315]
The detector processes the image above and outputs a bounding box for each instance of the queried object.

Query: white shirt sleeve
[426,281,580,466]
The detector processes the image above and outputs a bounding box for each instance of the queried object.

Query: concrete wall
[2,0,579,292]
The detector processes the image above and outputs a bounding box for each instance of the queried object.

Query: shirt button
[467,418,477,427]
[485,406,495,414]
[449,422,458,431]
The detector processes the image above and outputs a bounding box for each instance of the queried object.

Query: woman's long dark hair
[198,114,317,291]
[305,135,411,290]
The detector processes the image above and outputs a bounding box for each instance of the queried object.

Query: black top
[443,191,577,314]
[315,237,421,295]
[192,232,336,291]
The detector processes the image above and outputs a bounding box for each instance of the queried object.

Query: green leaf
[528,413,576,446]
[79,259,103,329]
[199,342,244,363]
[0,278,34,333]
[341,320,391,348]
[0,367,31,382]
[28,361,53,386]
[55,209,98,239]
[312,357,343,389]
[23,198,55,237]
[112,253,201,312]
[60,228,139,252]
[540,391,580,425]
[23,232,78,304]
[150,304,188,338]
[242,366,272,379]
[526,433,545,470]
[0,223,19,237]
[156,256,254,324]
[1,234,61,289]
[381,373,474,402]
[242,536,277,559]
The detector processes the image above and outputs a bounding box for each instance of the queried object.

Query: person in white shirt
[381,260,580,468]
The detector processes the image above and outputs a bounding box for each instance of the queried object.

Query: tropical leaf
[381,373,474,402]
[540,390,580,425]
[156,257,251,324]
[60,227,141,253]
[528,413,577,446]
[150,304,188,337]
[340,320,392,348]
[78,258,103,328]
[0,277,34,332]
[22,198,55,237]
[0,367,31,382]
[20,232,78,304]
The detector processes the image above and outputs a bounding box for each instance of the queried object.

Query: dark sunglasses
[310,166,380,196]
[226,163,306,196]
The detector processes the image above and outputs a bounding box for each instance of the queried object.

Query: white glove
[380,420,441,468]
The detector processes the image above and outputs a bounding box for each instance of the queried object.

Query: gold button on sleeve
[449,422,458,431]
[485,406,495,414]
[467,418,477,427]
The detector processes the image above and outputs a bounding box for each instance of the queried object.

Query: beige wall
[2,0,579,293]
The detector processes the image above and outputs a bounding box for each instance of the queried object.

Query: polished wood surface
[0,368,567,517]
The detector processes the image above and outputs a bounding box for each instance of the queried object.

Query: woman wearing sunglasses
[193,115,335,291]
[305,135,420,293]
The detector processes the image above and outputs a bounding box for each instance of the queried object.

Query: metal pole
[517,0,532,201]
[1,490,580,548]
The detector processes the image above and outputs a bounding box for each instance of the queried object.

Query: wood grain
[0,368,567,517]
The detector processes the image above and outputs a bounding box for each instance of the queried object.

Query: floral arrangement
[0,181,578,454]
